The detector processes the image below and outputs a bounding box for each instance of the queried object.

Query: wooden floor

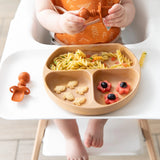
[0,0,160,160]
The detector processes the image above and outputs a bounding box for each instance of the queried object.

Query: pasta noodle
[139,52,147,67]
[49,49,133,70]
[116,50,124,64]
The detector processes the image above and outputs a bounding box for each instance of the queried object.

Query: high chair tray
[0,48,160,119]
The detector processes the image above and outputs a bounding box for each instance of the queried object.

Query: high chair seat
[43,119,144,156]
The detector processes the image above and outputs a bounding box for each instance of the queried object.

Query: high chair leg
[31,120,48,160]
[139,120,157,160]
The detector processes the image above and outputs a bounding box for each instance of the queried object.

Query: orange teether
[79,0,120,23]
[79,2,111,21]
[9,72,30,102]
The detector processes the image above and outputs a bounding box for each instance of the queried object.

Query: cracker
[76,86,88,95]
[63,92,75,101]
[54,85,66,94]
[67,80,78,89]
[73,97,86,106]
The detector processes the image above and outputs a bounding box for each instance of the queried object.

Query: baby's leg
[84,119,107,148]
[54,119,88,160]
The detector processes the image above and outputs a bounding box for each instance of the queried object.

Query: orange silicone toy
[79,2,111,21]
[78,0,120,21]
[9,72,30,102]
[79,0,120,27]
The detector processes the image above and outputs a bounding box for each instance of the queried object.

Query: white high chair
[31,119,157,160]
[0,0,158,160]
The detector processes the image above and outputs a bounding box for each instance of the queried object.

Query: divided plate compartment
[43,43,140,115]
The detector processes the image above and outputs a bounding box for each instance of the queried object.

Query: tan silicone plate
[43,43,140,115]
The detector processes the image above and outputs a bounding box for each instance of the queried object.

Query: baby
[35,0,135,45]
[35,0,135,159]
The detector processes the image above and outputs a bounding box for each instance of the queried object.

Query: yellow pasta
[49,49,133,71]
[101,52,117,57]
[139,52,147,67]
[116,50,124,64]
[110,64,125,69]
[122,54,132,65]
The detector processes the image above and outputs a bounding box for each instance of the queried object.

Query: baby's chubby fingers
[108,4,122,14]
[59,10,86,34]
[67,10,86,23]
[105,8,124,21]
[103,4,126,27]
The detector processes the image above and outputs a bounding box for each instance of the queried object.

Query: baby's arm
[103,0,135,28]
[35,0,86,35]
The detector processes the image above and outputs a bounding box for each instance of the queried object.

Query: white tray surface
[0,48,160,119]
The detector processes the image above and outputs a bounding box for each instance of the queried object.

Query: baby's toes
[93,138,103,148]
[91,137,97,147]
[84,135,92,148]
[67,156,71,160]
[82,155,89,160]
[97,139,103,147]
[95,138,101,147]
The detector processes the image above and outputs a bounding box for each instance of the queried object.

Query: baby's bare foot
[66,136,88,160]
[84,119,107,148]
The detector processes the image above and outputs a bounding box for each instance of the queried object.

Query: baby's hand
[103,4,127,28]
[59,10,86,35]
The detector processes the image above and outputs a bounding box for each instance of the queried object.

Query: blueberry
[101,82,108,88]
[120,82,127,88]
[107,94,116,100]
